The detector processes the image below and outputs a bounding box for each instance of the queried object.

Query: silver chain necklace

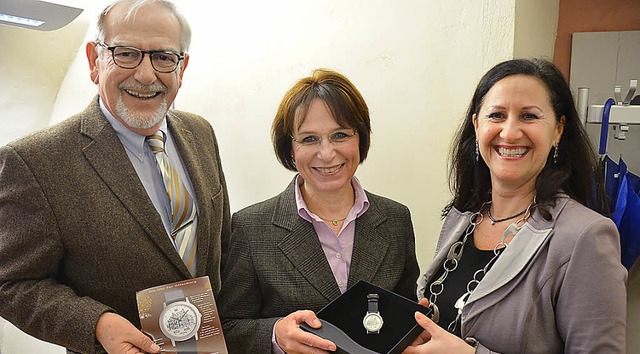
[428,200,534,333]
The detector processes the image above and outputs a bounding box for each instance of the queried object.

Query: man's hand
[96,312,160,354]
[275,310,336,354]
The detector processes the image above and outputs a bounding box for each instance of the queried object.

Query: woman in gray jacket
[218,69,420,353]
[406,58,626,353]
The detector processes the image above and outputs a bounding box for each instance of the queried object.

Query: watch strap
[164,288,186,304]
[367,293,379,313]
[175,337,197,354]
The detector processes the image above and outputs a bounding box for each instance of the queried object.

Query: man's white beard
[116,93,167,130]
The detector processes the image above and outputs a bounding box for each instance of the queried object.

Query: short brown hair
[271,68,371,171]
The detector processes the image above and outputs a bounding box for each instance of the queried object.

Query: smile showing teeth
[498,146,528,157]
[125,90,158,99]
[316,164,342,173]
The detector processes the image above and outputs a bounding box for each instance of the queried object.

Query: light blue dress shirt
[98,98,199,255]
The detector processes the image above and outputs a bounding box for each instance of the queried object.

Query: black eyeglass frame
[95,41,186,73]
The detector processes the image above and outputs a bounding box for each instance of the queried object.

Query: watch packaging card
[136,276,228,354]
[300,280,432,354]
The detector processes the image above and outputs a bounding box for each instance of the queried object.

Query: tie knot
[146,132,165,154]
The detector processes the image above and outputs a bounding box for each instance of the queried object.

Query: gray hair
[96,0,192,53]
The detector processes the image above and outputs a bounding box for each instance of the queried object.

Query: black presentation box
[301,280,432,354]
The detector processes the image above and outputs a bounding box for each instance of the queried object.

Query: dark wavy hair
[445,58,607,219]
[271,68,371,171]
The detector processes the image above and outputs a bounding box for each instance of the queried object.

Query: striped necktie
[146,132,197,275]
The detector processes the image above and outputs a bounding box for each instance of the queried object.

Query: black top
[425,234,504,337]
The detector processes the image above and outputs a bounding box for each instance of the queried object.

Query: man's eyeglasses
[291,129,358,148]
[96,42,185,73]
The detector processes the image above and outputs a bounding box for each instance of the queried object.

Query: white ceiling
[0,0,83,31]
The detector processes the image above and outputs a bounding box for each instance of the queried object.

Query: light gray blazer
[0,97,231,354]
[418,195,627,353]
[217,179,420,353]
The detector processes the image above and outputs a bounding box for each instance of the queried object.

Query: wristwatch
[362,293,383,334]
[159,289,201,354]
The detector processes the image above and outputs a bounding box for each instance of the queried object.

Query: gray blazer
[217,179,420,353]
[0,97,231,354]
[418,195,627,353]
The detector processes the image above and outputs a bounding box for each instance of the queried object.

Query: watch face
[363,313,383,332]
[159,302,200,341]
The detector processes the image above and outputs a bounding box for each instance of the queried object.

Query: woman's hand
[406,298,433,346]
[403,304,475,354]
[275,310,336,354]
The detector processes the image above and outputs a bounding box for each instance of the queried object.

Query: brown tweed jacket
[0,97,231,354]
[217,178,420,353]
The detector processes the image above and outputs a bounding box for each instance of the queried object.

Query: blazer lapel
[464,198,571,317]
[275,181,342,301]
[348,196,391,288]
[418,208,551,304]
[421,200,570,326]
[417,208,471,297]
[80,98,189,277]
[466,225,552,306]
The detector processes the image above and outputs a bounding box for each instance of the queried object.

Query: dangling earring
[475,138,479,162]
[553,142,559,164]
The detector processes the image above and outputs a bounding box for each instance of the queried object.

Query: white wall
[0,14,88,145]
[48,0,524,274]
[0,0,558,352]
[514,0,559,59]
